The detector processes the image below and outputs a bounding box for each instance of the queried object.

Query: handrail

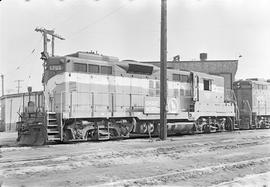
[60,91,63,141]
[232,90,240,121]
[244,100,252,113]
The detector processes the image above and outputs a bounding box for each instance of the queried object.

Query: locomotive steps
[46,112,61,141]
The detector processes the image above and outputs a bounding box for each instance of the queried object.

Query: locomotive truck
[17,51,237,145]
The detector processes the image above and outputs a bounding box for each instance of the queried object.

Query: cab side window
[203,79,212,91]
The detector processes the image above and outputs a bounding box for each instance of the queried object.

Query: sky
[0,0,270,94]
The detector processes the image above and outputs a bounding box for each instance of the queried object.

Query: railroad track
[98,157,270,186]
[1,130,269,186]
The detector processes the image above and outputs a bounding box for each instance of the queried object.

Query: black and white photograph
[0,0,269,186]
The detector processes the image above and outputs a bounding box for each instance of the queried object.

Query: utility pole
[35,27,65,58]
[160,0,167,140]
[15,80,24,94]
[1,74,4,96]
[35,27,65,92]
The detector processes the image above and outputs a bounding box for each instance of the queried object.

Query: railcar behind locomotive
[17,51,236,145]
[233,78,270,129]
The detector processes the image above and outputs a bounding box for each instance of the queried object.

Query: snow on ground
[0,132,18,148]
[212,171,270,187]
[0,130,269,186]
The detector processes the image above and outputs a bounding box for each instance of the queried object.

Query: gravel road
[0,130,269,186]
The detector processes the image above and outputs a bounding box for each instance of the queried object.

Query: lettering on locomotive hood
[144,96,179,114]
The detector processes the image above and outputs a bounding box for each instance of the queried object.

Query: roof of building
[142,59,238,76]
[0,91,43,100]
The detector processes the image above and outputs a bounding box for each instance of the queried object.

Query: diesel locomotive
[233,78,270,129]
[17,51,237,145]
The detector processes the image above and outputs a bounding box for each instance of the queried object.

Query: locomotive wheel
[259,122,269,129]
[147,123,154,134]
[63,129,73,142]
[140,123,148,133]
[18,126,47,146]
[109,128,119,138]
[225,117,233,131]
[202,124,211,133]
[125,123,134,133]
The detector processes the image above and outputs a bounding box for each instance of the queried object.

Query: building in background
[143,53,238,90]
[142,53,238,101]
[0,91,43,132]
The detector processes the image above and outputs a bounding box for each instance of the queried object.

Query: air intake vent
[127,64,153,75]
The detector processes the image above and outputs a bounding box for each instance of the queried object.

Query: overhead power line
[69,2,130,38]
[6,36,42,75]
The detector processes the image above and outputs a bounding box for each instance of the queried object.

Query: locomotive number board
[49,65,62,71]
